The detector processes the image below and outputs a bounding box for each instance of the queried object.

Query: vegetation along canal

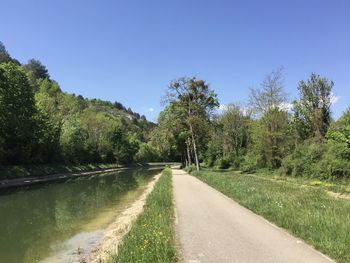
[0,166,164,263]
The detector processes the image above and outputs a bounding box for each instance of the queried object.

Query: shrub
[215,156,231,169]
[281,140,350,180]
[241,152,259,173]
[315,145,350,179]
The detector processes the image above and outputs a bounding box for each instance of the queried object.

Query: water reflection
[0,167,162,263]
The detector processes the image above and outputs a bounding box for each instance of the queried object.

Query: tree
[0,63,38,164]
[60,115,89,163]
[204,115,224,167]
[0,41,11,64]
[293,73,333,141]
[248,69,291,169]
[0,41,20,65]
[23,59,50,88]
[220,104,251,168]
[249,68,287,114]
[164,77,219,171]
[327,108,350,147]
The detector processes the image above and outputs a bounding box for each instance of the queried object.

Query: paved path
[172,169,335,263]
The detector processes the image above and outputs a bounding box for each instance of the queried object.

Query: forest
[0,41,158,168]
[1,40,350,180]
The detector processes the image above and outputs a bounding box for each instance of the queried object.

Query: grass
[192,169,350,263]
[250,168,350,194]
[0,163,123,179]
[110,168,177,263]
[202,167,350,194]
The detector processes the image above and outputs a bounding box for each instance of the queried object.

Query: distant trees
[1,39,348,179]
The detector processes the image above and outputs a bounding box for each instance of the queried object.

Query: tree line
[2,39,349,180]
[153,69,350,179]
[0,41,158,166]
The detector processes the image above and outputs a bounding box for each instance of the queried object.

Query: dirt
[326,190,350,200]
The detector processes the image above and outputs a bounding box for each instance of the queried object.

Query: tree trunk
[189,123,200,171]
[186,138,192,166]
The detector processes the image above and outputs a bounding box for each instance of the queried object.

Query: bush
[281,141,350,180]
[315,142,350,179]
[241,152,259,173]
[215,156,231,169]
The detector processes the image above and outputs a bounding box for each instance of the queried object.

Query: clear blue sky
[1,0,349,121]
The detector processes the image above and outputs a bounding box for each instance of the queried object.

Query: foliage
[0,41,156,175]
[292,73,333,140]
[0,63,38,164]
[0,40,348,181]
[327,108,350,146]
[111,169,177,263]
[0,41,20,65]
[248,69,292,169]
[282,109,350,180]
[161,77,219,170]
[220,104,251,168]
[23,59,50,87]
[215,156,231,169]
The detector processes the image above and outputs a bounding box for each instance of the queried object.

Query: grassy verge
[192,169,350,263]
[110,168,177,263]
[249,168,350,194]
[0,163,123,179]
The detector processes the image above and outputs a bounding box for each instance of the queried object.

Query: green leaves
[0,63,38,164]
[294,73,333,140]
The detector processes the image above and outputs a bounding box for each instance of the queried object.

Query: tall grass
[193,170,350,263]
[111,168,177,263]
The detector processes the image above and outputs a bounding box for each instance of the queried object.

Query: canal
[0,166,163,263]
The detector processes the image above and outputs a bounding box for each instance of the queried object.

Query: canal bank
[0,166,164,263]
[0,166,124,189]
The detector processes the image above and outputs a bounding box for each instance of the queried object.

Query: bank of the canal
[0,165,164,263]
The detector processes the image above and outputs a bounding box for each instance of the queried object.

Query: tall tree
[249,69,291,168]
[164,77,219,171]
[293,73,333,141]
[249,68,287,113]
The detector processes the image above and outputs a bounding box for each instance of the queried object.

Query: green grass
[0,163,123,179]
[252,169,350,194]
[110,168,177,263]
[192,169,350,263]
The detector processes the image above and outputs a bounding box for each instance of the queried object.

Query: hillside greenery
[0,41,161,172]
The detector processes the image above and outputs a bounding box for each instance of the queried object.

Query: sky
[1,0,349,121]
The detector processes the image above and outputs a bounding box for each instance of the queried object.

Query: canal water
[0,166,163,263]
